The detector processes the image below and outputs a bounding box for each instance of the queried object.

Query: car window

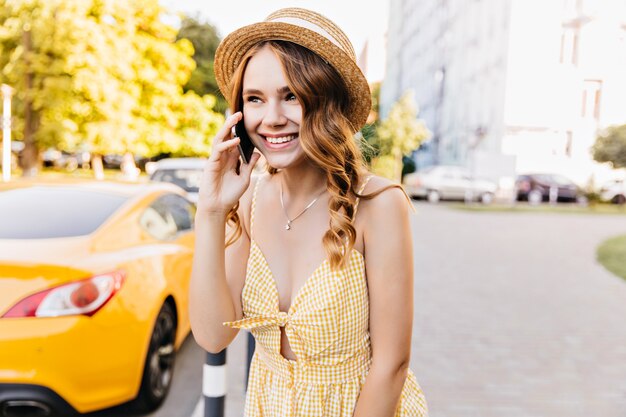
[139,194,194,240]
[443,168,465,179]
[551,175,574,186]
[533,174,551,183]
[151,168,202,193]
[166,194,195,232]
[440,168,457,179]
[0,187,128,239]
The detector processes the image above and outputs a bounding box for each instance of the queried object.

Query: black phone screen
[235,120,255,164]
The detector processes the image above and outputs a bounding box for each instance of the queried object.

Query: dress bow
[224,311,291,329]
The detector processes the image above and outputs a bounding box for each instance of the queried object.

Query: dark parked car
[515,173,581,204]
[103,154,149,171]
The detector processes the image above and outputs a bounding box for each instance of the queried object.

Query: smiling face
[241,45,304,170]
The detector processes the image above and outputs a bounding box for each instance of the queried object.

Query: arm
[352,185,414,417]
[188,112,261,353]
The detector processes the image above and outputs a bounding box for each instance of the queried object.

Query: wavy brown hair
[225,40,405,270]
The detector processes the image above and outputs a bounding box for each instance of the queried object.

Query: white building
[381,0,626,186]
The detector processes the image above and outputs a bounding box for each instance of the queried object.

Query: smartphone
[234,119,255,164]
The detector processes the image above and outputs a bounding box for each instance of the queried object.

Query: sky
[159,0,390,82]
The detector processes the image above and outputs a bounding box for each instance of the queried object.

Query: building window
[581,80,602,120]
[560,28,579,64]
[565,131,573,157]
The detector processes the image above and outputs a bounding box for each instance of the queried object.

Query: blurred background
[1,1,626,417]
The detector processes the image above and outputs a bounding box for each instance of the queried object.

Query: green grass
[449,202,626,216]
[597,235,626,280]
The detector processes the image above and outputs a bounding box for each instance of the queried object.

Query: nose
[262,100,287,127]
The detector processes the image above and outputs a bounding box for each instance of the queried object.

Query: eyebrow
[242,86,292,96]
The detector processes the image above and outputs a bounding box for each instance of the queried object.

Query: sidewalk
[410,203,626,416]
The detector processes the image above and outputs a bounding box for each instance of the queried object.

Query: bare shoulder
[358,175,411,216]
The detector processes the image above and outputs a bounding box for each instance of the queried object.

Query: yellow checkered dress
[224,175,428,416]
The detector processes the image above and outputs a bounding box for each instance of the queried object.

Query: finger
[213,112,243,146]
[224,143,241,170]
[215,137,240,152]
[209,137,240,162]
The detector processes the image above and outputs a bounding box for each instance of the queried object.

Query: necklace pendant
[285,221,291,230]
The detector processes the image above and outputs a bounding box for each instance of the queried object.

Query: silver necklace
[279,181,326,230]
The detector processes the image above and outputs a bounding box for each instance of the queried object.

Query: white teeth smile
[264,135,296,144]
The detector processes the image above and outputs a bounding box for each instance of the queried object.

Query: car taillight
[2,271,125,318]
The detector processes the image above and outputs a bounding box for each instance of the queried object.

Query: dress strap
[353,174,374,219]
[250,175,263,240]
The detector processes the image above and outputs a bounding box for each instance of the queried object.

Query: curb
[190,398,202,417]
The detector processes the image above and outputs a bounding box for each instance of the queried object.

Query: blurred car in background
[149,158,205,204]
[599,179,626,204]
[0,180,195,416]
[515,173,582,204]
[102,154,150,171]
[402,165,498,204]
[42,149,79,171]
[42,149,91,171]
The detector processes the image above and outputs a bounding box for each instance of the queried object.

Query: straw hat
[214,8,371,132]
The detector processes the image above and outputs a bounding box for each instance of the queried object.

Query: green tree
[0,0,112,175]
[592,124,626,169]
[0,0,223,177]
[374,91,430,181]
[359,81,381,165]
[176,16,227,114]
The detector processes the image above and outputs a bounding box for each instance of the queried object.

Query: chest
[249,196,365,312]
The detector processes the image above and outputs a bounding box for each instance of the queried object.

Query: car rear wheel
[480,192,494,205]
[134,302,176,412]
[613,194,626,205]
[427,190,441,203]
[528,189,543,206]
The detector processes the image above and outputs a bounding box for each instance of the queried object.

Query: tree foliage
[0,0,223,174]
[176,16,227,114]
[373,91,430,181]
[592,124,626,169]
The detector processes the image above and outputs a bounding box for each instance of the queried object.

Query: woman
[189,8,428,417]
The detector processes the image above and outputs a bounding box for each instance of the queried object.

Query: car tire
[528,189,543,206]
[134,302,177,412]
[613,194,626,205]
[427,190,441,203]
[480,192,494,205]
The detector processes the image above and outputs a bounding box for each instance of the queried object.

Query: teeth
[265,135,296,144]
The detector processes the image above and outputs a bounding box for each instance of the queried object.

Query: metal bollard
[203,350,227,417]
[245,332,256,391]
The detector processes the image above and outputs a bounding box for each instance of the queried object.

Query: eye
[286,92,298,102]
[245,96,262,103]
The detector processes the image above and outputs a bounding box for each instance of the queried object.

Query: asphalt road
[90,201,626,417]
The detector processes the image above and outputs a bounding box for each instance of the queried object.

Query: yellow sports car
[0,180,196,415]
